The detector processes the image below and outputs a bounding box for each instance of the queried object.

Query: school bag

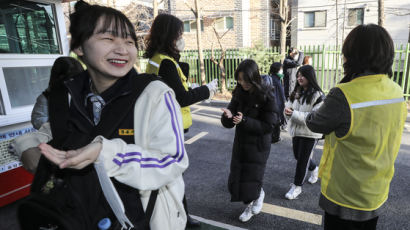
[18,72,161,230]
[261,75,281,143]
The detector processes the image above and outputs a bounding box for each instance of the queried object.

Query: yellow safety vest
[146,53,192,129]
[319,74,407,211]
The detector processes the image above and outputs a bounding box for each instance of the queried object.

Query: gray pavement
[1,100,409,230]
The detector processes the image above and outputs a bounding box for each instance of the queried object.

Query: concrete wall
[293,0,409,47]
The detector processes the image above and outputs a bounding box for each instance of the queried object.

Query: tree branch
[184,1,197,17]
[285,16,297,27]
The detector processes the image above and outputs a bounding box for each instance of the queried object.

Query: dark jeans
[292,137,317,186]
[324,212,379,230]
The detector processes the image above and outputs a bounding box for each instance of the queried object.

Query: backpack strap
[144,190,159,228]
[313,92,325,107]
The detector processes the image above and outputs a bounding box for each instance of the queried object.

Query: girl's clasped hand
[221,108,243,124]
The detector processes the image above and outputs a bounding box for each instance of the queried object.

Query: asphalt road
[182,100,410,230]
[1,100,409,230]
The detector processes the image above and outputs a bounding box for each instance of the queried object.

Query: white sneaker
[239,202,254,222]
[251,188,265,214]
[308,167,319,184]
[285,184,302,200]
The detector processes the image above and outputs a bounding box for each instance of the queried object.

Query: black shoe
[186,215,201,228]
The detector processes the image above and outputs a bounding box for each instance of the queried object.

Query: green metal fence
[137,44,410,97]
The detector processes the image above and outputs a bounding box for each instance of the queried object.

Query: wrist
[241,116,247,123]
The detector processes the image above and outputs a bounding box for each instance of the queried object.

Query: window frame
[347,8,364,27]
[183,20,204,33]
[303,11,327,28]
[214,16,234,31]
[0,0,69,126]
[270,18,280,40]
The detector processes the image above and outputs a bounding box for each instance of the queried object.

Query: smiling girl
[20,1,188,230]
[284,65,324,200]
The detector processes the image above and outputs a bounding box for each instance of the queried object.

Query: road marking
[404,124,410,132]
[194,112,222,119]
[190,215,247,230]
[191,108,202,114]
[315,145,323,150]
[261,203,322,225]
[185,132,208,144]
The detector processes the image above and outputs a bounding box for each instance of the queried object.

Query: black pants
[292,137,317,186]
[324,212,379,230]
[284,74,290,99]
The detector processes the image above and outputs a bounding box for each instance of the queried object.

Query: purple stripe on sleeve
[166,92,185,162]
[164,92,181,159]
[115,156,177,168]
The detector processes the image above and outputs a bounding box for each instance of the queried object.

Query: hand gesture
[284,107,293,116]
[221,108,233,118]
[39,142,102,169]
[233,112,243,125]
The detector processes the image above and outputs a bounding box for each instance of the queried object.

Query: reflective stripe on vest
[319,74,407,211]
[146,53,192,129]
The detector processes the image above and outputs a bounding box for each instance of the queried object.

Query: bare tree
[153,0,166,18]
[185,0,206,85]
[378,0,385,27]
[209,21,231,95]
[277,0,296,61]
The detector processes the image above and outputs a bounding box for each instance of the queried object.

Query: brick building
[169,0,271,50]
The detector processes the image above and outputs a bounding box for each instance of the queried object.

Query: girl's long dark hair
[144,14,183,60]
[290,65,323,104]
[233,59,272,102]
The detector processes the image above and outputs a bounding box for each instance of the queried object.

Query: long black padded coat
[221,88,278,203]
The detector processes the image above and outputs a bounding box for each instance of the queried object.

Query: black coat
[221,89,278,203]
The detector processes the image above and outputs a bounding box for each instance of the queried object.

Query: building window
[183,20,204,33]
[270,18,280,40]
[304,11,326,28]
[348,8,364,26]
[0,1,61,54]
[226,17,234,29]
[215,17,234,30]
[183,21,191,32]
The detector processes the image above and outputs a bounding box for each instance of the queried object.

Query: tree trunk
[153,0,158,18]
[219,52,227,94]
[341,0,347,45]
[335,0,338,48]
[195,0,206,85]
[378,0,385,27]
[279,0,288,61]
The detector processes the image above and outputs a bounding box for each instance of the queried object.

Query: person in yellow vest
[306,24,407,230]
[144,14,218,228]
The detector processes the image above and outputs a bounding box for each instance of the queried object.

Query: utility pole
[153,0,158,18]
[378,0,385,27]
[194,0,206,85]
